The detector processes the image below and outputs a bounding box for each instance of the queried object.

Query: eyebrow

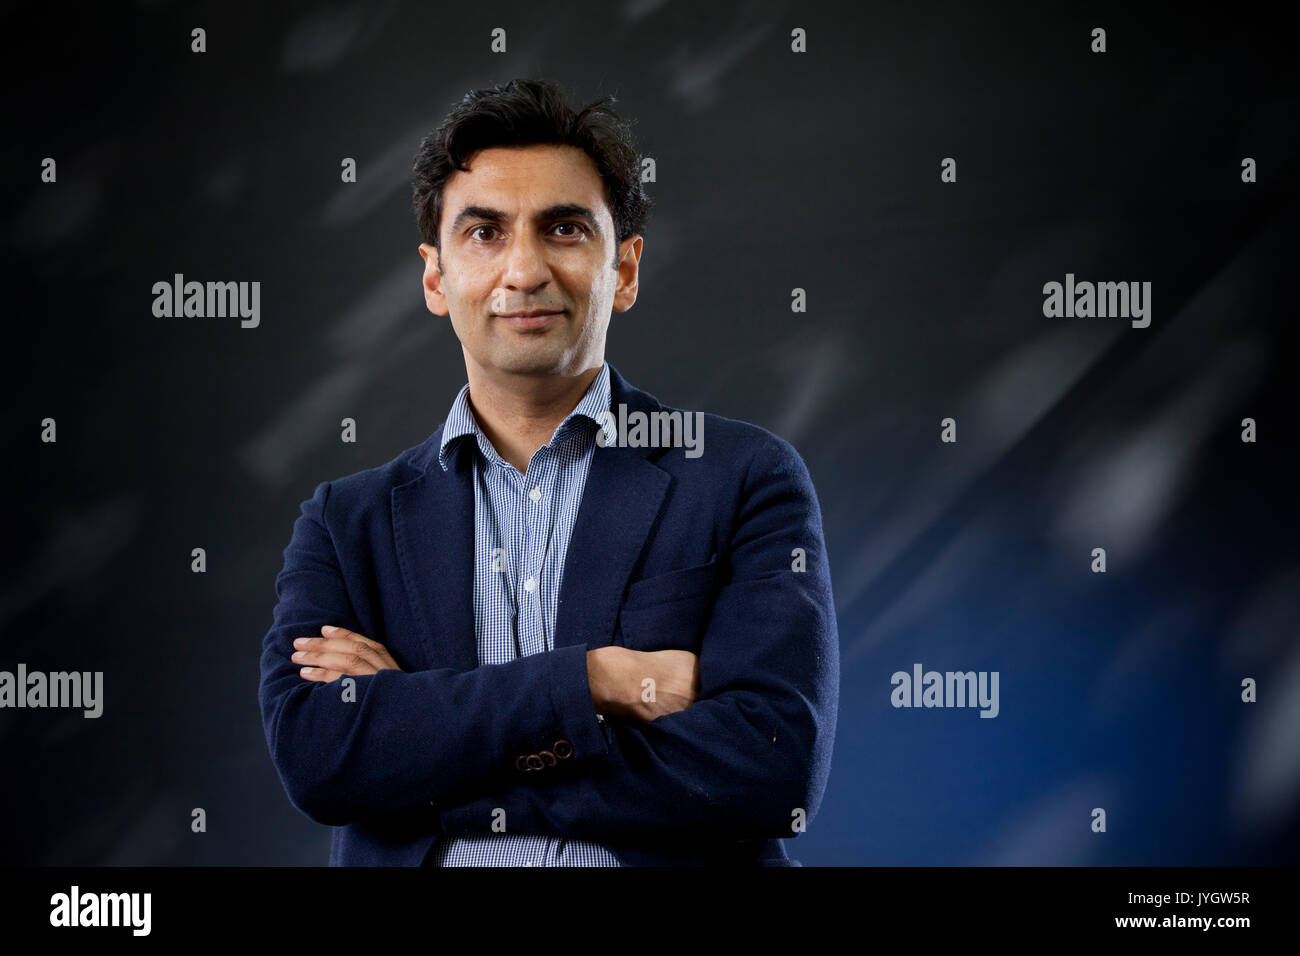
[448,203,602,235]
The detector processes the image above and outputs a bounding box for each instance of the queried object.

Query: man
[258,78,839,866]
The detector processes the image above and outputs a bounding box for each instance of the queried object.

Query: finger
[299,666,344,683]
[293,647,381,674]
[294,639,390,672]
[319,625,381,650]
[295,635,399,672]
[294,636,385,657]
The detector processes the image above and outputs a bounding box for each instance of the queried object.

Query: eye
[470,225,499,241]
[552,222,586,237]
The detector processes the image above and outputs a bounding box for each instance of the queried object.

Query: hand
[292,626,402,683]
[587,646,701,721]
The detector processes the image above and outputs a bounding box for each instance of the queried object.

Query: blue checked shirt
[426,362,621,867]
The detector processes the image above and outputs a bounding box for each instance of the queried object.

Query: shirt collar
[437,362,611,471]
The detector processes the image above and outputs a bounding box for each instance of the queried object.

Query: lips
[495,310,564,330]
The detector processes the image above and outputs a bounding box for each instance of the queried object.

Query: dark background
[3,1,1297,865]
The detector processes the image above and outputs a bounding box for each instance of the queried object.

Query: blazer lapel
[391,433,478,673]
[554,364,670,650]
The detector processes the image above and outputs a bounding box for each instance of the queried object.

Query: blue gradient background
[3,1,1297,865]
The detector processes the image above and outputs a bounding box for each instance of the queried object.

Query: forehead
[442,144,607,213]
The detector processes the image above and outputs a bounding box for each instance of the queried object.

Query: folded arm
[258,480,610,827]
[436,435,841,842]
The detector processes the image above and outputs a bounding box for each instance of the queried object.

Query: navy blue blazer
[258,363,840,866]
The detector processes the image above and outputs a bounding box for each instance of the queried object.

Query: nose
[500,227,552,292]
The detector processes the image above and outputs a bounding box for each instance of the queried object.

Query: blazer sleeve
[258,480,609,828]
[435,434,841,842]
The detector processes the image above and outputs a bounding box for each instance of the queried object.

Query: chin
[491,350,570,376]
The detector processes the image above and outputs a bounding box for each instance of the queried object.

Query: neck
[463,360,603,474]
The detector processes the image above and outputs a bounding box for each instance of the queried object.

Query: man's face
[418,143,642,380]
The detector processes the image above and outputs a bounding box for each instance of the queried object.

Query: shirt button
[529,487,541,502]
[523,577,536,593]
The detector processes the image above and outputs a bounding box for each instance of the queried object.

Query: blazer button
[553,739,573,759]
[516,755,531,772]
[525,754,545,771]
[538,749,557,767]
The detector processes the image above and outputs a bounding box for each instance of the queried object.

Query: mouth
[494,309,565,330]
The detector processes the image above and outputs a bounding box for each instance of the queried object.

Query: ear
[418,243,449,316]
[612,235,643,313]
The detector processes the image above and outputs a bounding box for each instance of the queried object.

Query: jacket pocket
[622,554,719,611]
[616,555,720,653]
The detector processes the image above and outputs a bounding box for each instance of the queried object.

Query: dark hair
[411,78,653,264]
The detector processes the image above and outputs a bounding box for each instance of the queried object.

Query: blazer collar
[391,362,672,670]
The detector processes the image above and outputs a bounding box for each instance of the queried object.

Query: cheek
[564,268,599,303]
[582,277,614,312]
[445,311,476,343]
